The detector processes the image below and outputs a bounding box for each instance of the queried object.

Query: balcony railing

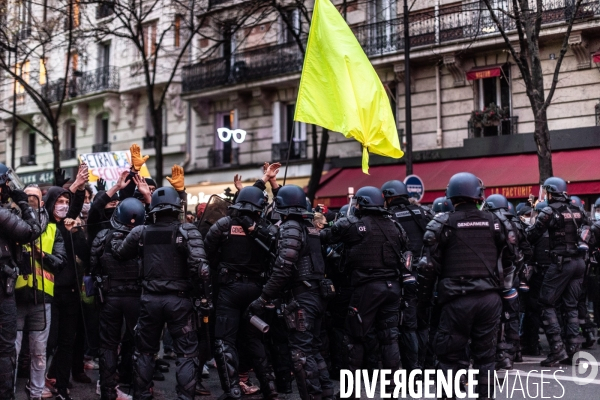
[92,143,111,152]
[143,135,168,150]
[60,148,77,160]
[272,140,307,162]
[182,39,305,93]
[182,0,599,92]
[42,66,119,103]
[208,148,240,168]
[20,155,36,166]
[468,116,518,138]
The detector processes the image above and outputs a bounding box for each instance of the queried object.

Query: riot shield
[196,195,232,236]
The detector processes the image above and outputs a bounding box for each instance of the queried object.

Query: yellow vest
[16,222,56,296]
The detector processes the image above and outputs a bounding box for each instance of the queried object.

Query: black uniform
[91,228,142,400]
[260,217,333,400]
[526,200,590,362]
[521,231,551,355]
[489,208,530,369]
[387,198,432,372]
[112,216,206,400]
[321,210,408,374]
[0,197,41,399]
[204,214,277,399]
[419,203,516,398]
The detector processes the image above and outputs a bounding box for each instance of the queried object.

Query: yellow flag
[294,0,403,174]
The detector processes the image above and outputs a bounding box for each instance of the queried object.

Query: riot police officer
[112,187,207,400]
[204,186,278,400]
[91,198,146,400]
[418,173,518,398]
[0,163,41,399]
[381,180,431,373]
[485,194,531,370]
[248,185,333,400]
[431,197,454,213]
[525,177,591,366]
[321,186,409,381]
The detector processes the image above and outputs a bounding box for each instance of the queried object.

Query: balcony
[143,135,168,150]
[208,148,239,168]
[182,1,599,93]
[468,116,518,138]
[20,155,36,166]
[92,143,111,152]
[182,39,305,93]
[60,148,77,160]
[272,140,307,162]
[42,66,119,103]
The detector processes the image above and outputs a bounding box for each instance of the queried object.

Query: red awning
[593,52,600,63]
[466,64,503,81]
[315,148,600,205]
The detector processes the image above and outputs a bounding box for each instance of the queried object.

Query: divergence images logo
[572,351,598,385]
[218,128,247,144]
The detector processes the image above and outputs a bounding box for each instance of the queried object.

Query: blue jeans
[16,303,51,398]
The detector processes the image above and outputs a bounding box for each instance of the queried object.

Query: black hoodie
[43,186,88,289]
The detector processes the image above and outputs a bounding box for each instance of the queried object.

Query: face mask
[81,203,91,215]
[595,212,600,221]
[521,217,531,226]
[54,204,69,219]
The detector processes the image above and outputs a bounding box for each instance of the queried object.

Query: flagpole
[282,123,296,186]
[404,0,413,176]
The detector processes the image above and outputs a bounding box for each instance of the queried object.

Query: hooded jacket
[43,186,88,289]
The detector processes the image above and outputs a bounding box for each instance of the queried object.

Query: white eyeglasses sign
[218,128,247,144]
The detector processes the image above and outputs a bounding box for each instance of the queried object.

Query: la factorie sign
[488,185,534,199]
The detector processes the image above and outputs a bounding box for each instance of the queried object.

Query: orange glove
[130,144,149,171]
[166,165,185,191]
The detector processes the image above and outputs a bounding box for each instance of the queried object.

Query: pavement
[14,340,600,399]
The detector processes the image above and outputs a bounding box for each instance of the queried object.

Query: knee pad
[290,349,306,372]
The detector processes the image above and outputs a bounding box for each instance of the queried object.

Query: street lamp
[403,0,413,176]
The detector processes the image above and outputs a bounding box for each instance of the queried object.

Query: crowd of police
[1,144,600,400]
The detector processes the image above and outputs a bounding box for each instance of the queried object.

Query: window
[98,42,110,69]
[65,120,76,149]
[65,0,81,29]
[478,65,510,110]
[213,110,237,166]
[39,58,47,85]
[19,0,32,38]
[373,0,396,22]
[15,60,30,94]
[28,132,36,155]
[282,8,301,44]
[174,15,181,48]
[272,102,307,161]
[142,21,157,57]
[96,1,115,19]
[95,113,109,147]
[221,23,236,70]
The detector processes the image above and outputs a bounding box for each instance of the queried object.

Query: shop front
[315,148,600,210]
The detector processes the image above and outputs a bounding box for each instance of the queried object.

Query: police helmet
[306,198,313,213]
[338,205,349,218]
[111,198,146,231]
[149,186,182,214]
[570,196,584,210]
[274,185,307,216]
[230,186,267,212]
[507,201,516,216]
[381,180,408,199]
[432,197,454,213]
[354,186,385,209]
[534,201,548,211]
[445,172,484,201]
[485,194,509,210]
[542,177,567,197]
[595,197,600,209]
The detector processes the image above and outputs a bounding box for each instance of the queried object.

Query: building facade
[2,0,600,208]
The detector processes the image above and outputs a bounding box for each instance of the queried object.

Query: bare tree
[482,0,584,182]
[0,0,84,181]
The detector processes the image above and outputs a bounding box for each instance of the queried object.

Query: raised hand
[166,165,185,191]
[234,174,244,191]
[130,144,150,172]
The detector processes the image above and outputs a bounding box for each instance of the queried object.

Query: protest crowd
[0,143,599,400]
